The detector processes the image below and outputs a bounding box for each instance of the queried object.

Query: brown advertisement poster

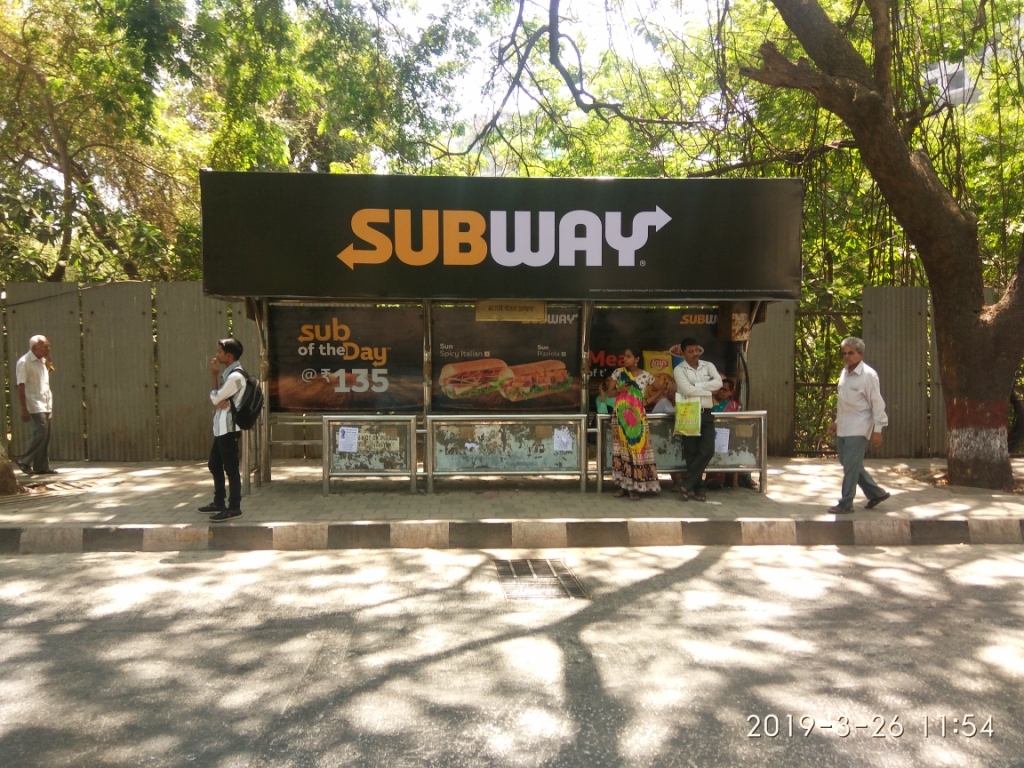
[431,305,582,413]
[269,304,424,413]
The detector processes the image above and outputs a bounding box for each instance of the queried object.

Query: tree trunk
[739,0,1024,489]
[0,441,25,497]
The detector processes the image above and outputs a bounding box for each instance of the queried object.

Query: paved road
[1,546,1022,767]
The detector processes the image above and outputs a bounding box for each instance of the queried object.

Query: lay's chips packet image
[644,351,673,376]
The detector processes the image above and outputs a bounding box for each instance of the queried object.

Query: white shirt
[16,350,52,413]
[836,360,888,439]
[673,359,723,410]
[210,362,246,436]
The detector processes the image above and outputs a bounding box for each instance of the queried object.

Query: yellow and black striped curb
[1,518,1022,554]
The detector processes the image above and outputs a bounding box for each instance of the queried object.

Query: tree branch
[863,0,892,106]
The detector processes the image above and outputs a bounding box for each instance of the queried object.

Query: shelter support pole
[258,298,270,485]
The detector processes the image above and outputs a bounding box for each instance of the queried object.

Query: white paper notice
[714,428,730,454]
[337,427,359,453]
[553,427,574,453]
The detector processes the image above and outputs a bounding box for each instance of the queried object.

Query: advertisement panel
[431,305,582,413]
[588,306,739,409]
[268,304,424,413]
[202,172,802,301]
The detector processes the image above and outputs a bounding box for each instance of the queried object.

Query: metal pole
[259,297,270,485]
[322,415,331,497]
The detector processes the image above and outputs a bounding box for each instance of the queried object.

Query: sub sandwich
[438,358,509,399]
[499,360,572,401]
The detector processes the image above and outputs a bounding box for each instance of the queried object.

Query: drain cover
[493,559,589,600]
[24,478,118,492]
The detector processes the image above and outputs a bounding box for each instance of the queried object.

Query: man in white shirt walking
[673,337,723,501]
[827,337,891,514]
[199,338,247,521]
[16,335,56,476]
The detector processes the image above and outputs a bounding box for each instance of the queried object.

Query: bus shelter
[200,172,802,494]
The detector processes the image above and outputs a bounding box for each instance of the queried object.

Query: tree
[476,0,1024,489]
[0,0,202,281]
[0,0,483,283]
[741,0,1024,489]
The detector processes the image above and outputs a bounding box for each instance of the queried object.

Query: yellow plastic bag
[674,400,701,436]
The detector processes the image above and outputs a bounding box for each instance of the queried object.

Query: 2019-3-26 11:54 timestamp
[746,714,994,738]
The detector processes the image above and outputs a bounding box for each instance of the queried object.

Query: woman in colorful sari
[608,347,662,500]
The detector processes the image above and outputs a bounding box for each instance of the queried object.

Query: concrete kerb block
[20,527,83,554]
[740,520,797,546]
[853,518,912,546]
[968,518,1024,544]
[272,523,328,550]
[389,521,449,548]
[512,520,568,548]
[627,520,684,547]
[142,526,210,552]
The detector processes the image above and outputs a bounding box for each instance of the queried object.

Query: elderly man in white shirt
[673,337,722,501]
[16,335,56,475]
[198,338,247,521]
[827,336,890,514]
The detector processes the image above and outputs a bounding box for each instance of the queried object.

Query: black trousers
[679,410,716,492]
[209,432,241,510]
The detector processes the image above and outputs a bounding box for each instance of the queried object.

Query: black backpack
[228,367,264,430]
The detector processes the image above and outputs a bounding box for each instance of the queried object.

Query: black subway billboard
[201,172,802,301]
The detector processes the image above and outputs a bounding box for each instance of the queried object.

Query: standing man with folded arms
[828,336,891,514]
[199,338,246,521]
[673,337,722,501]
[16,335,56,476]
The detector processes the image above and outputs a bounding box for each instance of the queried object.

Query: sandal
[629,491,641,501]
[678,488,689,501]
[613,488,627,498]
[692,491,707,502]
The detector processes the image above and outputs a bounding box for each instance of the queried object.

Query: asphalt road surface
[0,545,1022,768]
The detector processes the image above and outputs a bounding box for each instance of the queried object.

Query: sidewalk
[0,458,1021,553]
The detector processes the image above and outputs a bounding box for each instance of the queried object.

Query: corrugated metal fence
[737,288,947,459]
[3,282,257,461]
[1,283,951,461]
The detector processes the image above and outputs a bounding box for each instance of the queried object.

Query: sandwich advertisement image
[268,304,424,412]
[431,306,581,413]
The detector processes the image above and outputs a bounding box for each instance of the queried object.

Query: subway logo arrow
[336,207,672,269]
